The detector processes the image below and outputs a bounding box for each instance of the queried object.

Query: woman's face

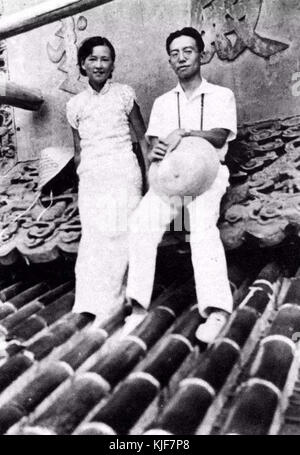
[82,45,114,88]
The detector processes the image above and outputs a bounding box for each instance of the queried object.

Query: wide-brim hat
[149,137,219,200]
[38,146,74,190]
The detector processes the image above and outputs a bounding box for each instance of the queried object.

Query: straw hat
[149,137,219,199]
[38,146,74,190]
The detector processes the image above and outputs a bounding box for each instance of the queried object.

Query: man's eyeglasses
[169,47,199,60]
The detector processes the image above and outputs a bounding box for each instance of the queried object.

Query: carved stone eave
[220,115,300,250]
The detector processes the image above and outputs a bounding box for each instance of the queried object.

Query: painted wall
[2,0,299,160]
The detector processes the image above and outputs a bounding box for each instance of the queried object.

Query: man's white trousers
[126,164,233,317]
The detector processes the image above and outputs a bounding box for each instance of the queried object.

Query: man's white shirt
[146,78,237,161]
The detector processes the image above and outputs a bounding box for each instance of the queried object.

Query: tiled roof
[0,247,298,435]
[2,113,300,267]
[2,118,300,434]
[221,114,300,249]
[0,159,80,265]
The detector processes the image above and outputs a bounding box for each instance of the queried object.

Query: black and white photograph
[0,0,298,443]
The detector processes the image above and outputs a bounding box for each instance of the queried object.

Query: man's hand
[165,129,186,154]
[149,129,186,163]
[149,139,168,162]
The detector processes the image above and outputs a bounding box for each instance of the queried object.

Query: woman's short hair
[166,27,205,54]
[77,36,116,76]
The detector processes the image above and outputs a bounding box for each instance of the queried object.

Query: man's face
[81,45,114,88]
[169,35,201,81]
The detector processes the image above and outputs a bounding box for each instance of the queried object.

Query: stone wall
[2,0,299,160]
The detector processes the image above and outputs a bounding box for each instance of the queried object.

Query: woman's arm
[71,127,81,170]
[128,101,150,172]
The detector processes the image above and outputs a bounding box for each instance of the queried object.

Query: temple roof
[2,114,300,266]
[1,116,300,435]
[221,114,300,249]
[0,244,298,435]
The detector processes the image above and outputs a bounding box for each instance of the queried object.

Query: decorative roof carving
[191,0,289,63]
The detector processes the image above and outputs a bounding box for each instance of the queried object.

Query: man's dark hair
[77,36,116,76]
[166,27,205,55]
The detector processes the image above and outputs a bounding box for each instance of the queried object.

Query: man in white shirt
[125,27,237,344]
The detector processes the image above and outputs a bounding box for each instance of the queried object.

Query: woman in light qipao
[66,36,148,322]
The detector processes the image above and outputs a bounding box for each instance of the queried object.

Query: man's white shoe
[196,310,230,344]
